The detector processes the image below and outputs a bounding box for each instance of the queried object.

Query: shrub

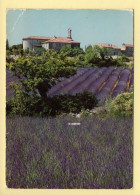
[108,92,133,117]
[56,92,98,114]
[98,60,107,67]
[77,54,85,61]
[33,47,46,56]
[60,46,84,57]
[120,54,130,62]
[129,85,134,93]
[6,92,98,117]
[38,92,98,116]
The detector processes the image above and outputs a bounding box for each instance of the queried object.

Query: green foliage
[128,62,134,69]
[77,54,85,61]
[60,46,84,57]
[6,49,77,98]
[54,92,98,114]
[107,92,133,117]
[120,54,130,62]
[24,47,30,55]
[84,45,99,64]
[7,44,23,56]
[7,91,98,117]
[7,49,91,116]
[129,85,134,93]
[33,47,46,56]
[27,47,46,57]
[72,47,84,56]
[84,45,109,66]
[111,55,130,68]
[84,45,131,68]
[96,46,109,60]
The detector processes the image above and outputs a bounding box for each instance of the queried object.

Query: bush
[40,92,98,116]
[56,92,98,114]
[77,54,85,61]
[32,47,46,56]
[6,92,98,117]
[98,60,107,67]
[108,92,133,117]
[120,55,130,62]
[60,46,84,57]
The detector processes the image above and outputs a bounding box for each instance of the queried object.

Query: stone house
[22,29,80,51]
[121,43,134,57]
[95,43,134,57]
[22,36,53,51]
[95,43,122,56]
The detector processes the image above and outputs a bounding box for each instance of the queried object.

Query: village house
[95,43,134,57]
[22,28,80,51]
[121,43,134,57]
[95,43,122,56]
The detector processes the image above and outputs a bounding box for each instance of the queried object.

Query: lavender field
[47,67,133,102]
[7,67,134,104]
[6,116,133,189]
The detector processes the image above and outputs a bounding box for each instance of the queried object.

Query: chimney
[67,28,72,39]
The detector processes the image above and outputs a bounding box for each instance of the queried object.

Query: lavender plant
[6,116,133,189]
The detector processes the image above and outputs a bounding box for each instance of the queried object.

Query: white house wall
[23,39,47,51]
[42,43,49,50]
[23,39,33,50]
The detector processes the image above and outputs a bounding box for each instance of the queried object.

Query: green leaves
[108,92,133,117]
[7,50,77,99]
[60,46,84,57]
[6,49,78,116]
[84,45,109,65]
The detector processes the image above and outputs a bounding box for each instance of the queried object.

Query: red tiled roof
[23,36,80,44]
[23,36,53,40]
[96,43,121,49]
[43,37,80,44]
[122,44,134,47]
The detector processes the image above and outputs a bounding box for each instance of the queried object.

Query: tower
[67,28,72,39]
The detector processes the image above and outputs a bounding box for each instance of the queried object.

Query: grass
[6,115,133,189]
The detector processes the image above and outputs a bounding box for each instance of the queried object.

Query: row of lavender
[47,67,133,102]
[7,67,133,102]
[48,67,104,97]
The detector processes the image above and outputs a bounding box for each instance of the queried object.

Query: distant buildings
[121,43,134,57]
[95,43,134,57]
[22,29,80,51]
[22,29,133,57]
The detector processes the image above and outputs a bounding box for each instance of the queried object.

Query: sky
[6,9,133,50]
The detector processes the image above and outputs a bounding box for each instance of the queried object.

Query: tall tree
[6,49,77,99]
[6,39,9,50]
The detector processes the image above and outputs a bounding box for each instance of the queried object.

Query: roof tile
[96,43,121,49]
[23,36,80,44]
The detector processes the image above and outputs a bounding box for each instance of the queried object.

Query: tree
[95,46,109,60]
[33,47,46,56]
[84,45,100,64]
[71,47,84,56]
[84,45,110,66]
[7,44,23,55]
[60,46,84,57]
[7,49,77,99]
[6,39,9,50]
